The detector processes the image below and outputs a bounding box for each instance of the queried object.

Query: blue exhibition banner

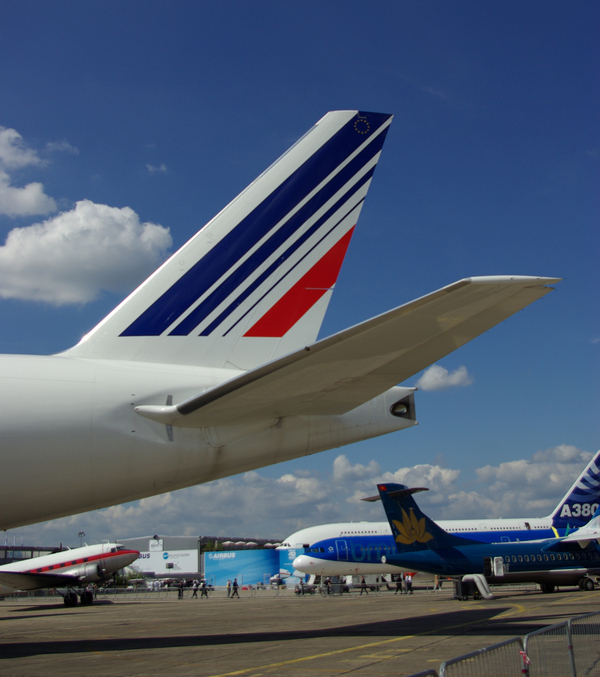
[204,550,279,586]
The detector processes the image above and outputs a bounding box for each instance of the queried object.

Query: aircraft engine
[76,562,106,583]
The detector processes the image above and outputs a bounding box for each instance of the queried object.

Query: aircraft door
[483,557,492,577]
[335,540,349,561]
[493,557,505,576]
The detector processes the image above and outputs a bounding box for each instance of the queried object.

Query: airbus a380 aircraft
[290,451,600,578]
[0,543,140,606]
[1,110,559,530]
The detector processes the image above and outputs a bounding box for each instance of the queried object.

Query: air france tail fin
[550,450,600,530]
[66,111,393,369]
[373,483,482,553]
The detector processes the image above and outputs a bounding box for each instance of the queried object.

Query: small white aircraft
[0,110,559,530]
[0,543,140,606]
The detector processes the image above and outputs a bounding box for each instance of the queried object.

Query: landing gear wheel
[80,590,94,605]
[64,591,78,607]
[540,583,555,594]
[583,578,595,591]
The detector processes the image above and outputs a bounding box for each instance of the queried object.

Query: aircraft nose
[124,550,140,565]
[293,555,316,573]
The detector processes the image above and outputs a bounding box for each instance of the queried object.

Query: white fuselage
[282,517,556,576]
[0,354,414,530]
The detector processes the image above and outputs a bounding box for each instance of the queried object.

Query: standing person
[395,576,402,595]
[191,581,198,598]
[401,573,408,595]
[360,575,368,595]
[231,578,239,598]
[405,573,413,594]
[178,579,184,599]
[226,579,231,597]
[201,579,208,598]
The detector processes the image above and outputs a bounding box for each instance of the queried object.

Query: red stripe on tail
[244,228,355,338]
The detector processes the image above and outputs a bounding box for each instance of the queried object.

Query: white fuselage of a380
[0,111,559,531]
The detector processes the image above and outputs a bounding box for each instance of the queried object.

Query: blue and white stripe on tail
[66,111,393,369]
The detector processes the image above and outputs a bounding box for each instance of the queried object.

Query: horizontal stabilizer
[135,275,559,427]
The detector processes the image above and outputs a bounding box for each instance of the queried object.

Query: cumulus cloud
[0,126,57,216]
[0,169,57,217]
[7,445,594,546]
[0,126,46,169]
[333,454,380,483]
[0,199,172,304]
[416,364,473,391]
[0,126,80,217]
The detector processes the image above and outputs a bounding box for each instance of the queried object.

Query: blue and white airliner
[290,451,600,577]
[375,482,600,597]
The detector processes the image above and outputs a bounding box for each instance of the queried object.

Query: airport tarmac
[1,586,599,676]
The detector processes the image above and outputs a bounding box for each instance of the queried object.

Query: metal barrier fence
[524,620,574,676]
[405,611,600,677]
[439,638,525,677]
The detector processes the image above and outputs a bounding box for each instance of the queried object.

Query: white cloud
[146,163,167,174]
[6,445,594,546]
[416,364,473,391]
[0,126,45,169]
[332,454,380,483]
[0,169,57,217]
[0,199,172,304]
[0,125,59,217]
[45,139,79,155]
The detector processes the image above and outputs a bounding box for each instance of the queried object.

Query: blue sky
[1,1,598,545]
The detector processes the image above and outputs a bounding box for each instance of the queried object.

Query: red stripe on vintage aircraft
[24,549,139,574]
[244,228,354,338]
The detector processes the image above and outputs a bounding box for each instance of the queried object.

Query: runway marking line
[206,635,416,677]
[206,603,524,677]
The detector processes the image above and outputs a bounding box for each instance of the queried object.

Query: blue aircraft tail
[376,483,483,552]
[551,450,600,530]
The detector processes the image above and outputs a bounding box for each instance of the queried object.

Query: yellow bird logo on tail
[393,508,433,545]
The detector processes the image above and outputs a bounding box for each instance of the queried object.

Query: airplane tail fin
[373,483,481,552]
[66,111,393,369]
[550,450,600,530]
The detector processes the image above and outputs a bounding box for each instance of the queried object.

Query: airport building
[118,535,304,586]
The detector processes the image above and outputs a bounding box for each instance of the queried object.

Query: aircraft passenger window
[518,555,523,562]
[544,555,549,561]
[550,554,555,560]
[512,556,517,562]
[537,555,542,561]
[524,555,529,562]
[504,556,510,563]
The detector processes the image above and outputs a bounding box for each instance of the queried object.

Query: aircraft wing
[0,570,79,591]
[136,275,559,428]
